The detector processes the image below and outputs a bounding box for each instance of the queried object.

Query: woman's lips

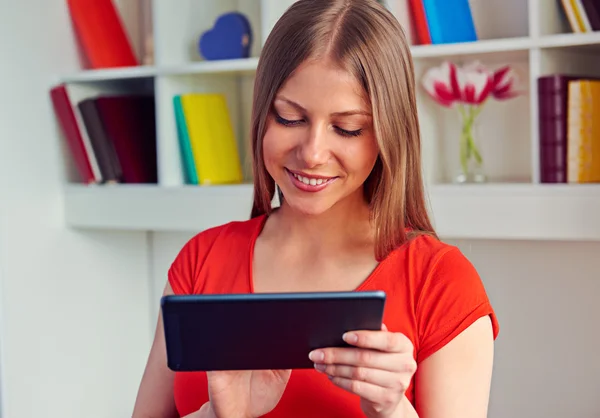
[285,168,338,192]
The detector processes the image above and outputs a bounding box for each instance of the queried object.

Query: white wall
[451,239,600,418]
[151,232,600,418]
[0,1,152,417]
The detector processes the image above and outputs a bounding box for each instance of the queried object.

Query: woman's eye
[335,127,363,137]
[275,113,303,126]
[275,112,362,138]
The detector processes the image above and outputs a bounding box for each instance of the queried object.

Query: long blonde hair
[250,0,436,260]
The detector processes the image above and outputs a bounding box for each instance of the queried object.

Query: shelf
[537,31,600,50]
[161,58,260,75]
[64,183,600,241]
[60,65,158,82]
[59,32,600,84]
[64,183,254,232]
[410,36,533,59]
[59,58,260,83]
[428,183,600,241]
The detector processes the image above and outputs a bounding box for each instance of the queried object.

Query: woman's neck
[266,193,374,254]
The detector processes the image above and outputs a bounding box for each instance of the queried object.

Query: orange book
[567,80,600,182]
[67,0,138,69]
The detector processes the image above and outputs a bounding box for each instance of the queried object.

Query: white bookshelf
[58,0,600,241]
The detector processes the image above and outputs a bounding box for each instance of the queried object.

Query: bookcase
[58,0,600,241]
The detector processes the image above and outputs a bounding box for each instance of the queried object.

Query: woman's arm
[132,282,179,418]
[413,315,495,418]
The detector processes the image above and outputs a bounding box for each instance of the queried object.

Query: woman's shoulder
[386,232,491,319]
[186,214,266,253]
[167,215,266,294]
[386,232,499,362]
[392,232,473,277]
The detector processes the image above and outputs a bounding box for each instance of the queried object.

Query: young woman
[133,0,499,417]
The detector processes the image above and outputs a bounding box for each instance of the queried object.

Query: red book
[408,0,432,45]
[49,84,98,184]
[67,0,138,69]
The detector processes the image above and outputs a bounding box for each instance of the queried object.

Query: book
[78,98,123,183]
[49,84,101,184]
[537,74,577,183]
[179,93,243,185]
[66,0,138,69]
[94,95,158,184]
[173,95,199,185]
[421,0,477,44]
[408,0,432,44]
[566,80,600,182]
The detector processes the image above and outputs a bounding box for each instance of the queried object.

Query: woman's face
[262,58,379,216]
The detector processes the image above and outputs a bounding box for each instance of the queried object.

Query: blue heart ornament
[199,12,252,60]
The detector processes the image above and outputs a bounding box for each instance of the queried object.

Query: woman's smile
[285,168,339,192]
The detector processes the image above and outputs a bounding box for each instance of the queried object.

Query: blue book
[422,0,477,44]
[173,95,199,185]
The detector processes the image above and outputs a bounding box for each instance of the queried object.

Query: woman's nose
[297,125,330,168]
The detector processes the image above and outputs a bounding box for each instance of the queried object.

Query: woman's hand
[199,369,292,418]
[309,324,416,418]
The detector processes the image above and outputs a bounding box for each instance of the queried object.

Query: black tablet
[161,290,386,371]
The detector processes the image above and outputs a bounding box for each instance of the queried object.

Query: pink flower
[456,61,494,105]
[491,66,520,100]
[421,61,461,107]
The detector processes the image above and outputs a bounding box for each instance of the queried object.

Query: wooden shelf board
[64,183,600,241]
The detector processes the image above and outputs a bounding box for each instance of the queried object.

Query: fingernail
[314,363,326,372]
[343,332,358,344]
[309,350,324,361]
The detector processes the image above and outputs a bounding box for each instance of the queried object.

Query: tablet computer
[161,290,386,371]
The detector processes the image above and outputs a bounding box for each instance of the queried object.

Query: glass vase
[454,105,487,184]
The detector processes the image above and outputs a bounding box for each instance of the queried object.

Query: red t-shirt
[168,214,499,417]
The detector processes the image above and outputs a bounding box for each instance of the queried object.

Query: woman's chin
[280,198,336,217]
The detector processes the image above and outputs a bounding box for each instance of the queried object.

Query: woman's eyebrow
[275,96,371,117]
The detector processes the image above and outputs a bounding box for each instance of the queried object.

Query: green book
[173,95,198,185]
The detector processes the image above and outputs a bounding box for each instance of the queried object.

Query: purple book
[537,74,597,183]
[581,0,600,30]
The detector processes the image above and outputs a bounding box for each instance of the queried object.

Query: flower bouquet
[421,61,520,183]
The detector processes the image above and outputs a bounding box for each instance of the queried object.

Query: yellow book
[567,80,600,183]
[180,93,243,185]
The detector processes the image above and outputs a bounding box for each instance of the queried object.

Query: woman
[133,0,499,417]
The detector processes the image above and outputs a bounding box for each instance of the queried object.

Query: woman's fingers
[314,363,408,390]
[328,375,403,408]
[309,347,416,373]
[343,330,414,353]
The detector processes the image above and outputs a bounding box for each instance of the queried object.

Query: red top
[168,214,499,417]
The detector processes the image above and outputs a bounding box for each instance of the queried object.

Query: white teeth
[292,172,329,186]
